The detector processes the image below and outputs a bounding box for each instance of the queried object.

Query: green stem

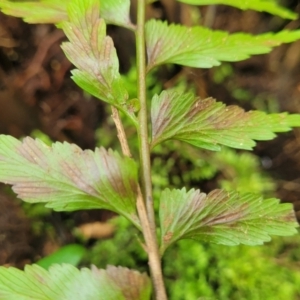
[136,0,167,299]
[136,6,155,228]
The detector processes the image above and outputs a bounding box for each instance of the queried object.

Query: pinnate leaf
[106,265,152,300]
[159,188,298,253]
[0,0,134,28]
[178,0,297,20]
[61,0,129,111]
[0,135,140,228]
[100,0,134,30]
[146,20,300,70]
[151,89,300,151]
[0,0,70,24]
[0,264,151,300]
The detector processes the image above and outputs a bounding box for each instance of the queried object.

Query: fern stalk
[136,0,167,298]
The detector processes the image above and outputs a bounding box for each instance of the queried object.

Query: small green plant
[0,0,300,299]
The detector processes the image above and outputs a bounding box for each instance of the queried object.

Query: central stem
[136,2,155,228]
[136,1,167,299]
